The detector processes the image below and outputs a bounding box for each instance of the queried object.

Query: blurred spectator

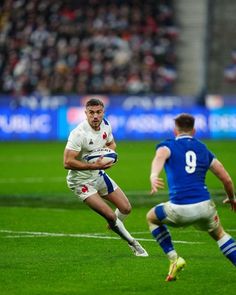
[224,49,236,83]
[0,0,178,96]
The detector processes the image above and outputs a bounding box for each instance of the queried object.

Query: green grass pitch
[0,140,236,294]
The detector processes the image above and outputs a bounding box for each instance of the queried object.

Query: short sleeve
[65,130,83,152]
[156,140,171,151]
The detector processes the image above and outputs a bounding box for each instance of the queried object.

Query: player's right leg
[165,257,186,282]
[146,204,186,281]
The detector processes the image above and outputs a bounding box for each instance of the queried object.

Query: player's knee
[146,209,154,223]
[105,211,117,223]
[120,204,132,215]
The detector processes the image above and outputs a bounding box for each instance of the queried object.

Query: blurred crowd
[224,49,236,84]
[0,0,178,96]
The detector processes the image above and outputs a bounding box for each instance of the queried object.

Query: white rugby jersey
[65,118,114,186]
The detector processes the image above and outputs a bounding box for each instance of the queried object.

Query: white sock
[115,218,134,244]
[217,233,231,247]
[167,250,178,261]
[115,208,128,222]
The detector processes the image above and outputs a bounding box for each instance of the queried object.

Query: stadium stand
[224,49,236,83]
[174,0,207,96]
[207,0,236,94]
[0,0,178,96]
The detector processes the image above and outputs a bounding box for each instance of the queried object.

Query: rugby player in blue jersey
[146,113,236,281]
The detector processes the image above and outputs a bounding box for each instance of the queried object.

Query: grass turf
[0,140,235,206]
[0,140,236,294]
[0,205,235,295]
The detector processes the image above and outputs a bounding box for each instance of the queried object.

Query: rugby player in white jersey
[147,113,236,281]
[64,98,148,257]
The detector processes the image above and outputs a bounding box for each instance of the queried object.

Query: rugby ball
[86,148,118,165]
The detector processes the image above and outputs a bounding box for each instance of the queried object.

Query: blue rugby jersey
[157,135,215,205]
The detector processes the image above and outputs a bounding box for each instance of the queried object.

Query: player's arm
[150,146,170,195]
[105,139,116,151]
[209,158,236,211]
[63,148,113,170]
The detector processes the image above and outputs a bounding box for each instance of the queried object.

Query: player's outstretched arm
[150,146,170,195]
[150,176,165,194]
[210,158,236,212]
[223,198,236,212]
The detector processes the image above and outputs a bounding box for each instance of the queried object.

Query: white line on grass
[0,229,204,244]
[132,229,236,234]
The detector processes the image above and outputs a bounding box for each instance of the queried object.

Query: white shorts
[68,171,118,201]
[154,200,220,232]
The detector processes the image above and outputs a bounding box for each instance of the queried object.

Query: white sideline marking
[0,229,204,244]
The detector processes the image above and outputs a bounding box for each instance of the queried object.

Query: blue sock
[218,235,236,266]
[151,225,174,254]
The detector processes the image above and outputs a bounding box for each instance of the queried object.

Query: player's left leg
[98,173,148,256]
[199,201,236,266]
[209,224,236,266]
[85,193,134,244]
[105,188,148,257]
[105,187,131,221]
[146,205,186,281]
[98,172,131,222]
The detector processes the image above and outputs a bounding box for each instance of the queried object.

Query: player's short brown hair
[86,98,104,108]
[174,113,195,131]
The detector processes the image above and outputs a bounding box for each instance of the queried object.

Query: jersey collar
[175,134,193,140]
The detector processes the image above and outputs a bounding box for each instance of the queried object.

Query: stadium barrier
[0,95,236,140]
